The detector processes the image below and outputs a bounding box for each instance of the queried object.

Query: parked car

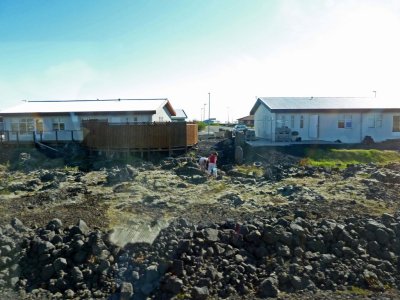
[232,124,248,136]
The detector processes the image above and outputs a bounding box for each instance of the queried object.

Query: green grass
[336,286,372,296]
[196,121,207,131]
[236,164,264,177]
[210,182,228,193]
[300,149,400,168]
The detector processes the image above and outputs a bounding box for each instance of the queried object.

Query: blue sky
[1,0,400,121]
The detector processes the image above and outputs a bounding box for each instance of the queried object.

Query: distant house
[171,109,188,122]
[0,98,177,142]
[237,115,254,127]
[250,97,400,143]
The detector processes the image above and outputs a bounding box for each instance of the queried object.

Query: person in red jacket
[207,151,218,176]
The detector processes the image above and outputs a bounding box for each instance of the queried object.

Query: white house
[0,98,177,142]
[250,97,400,143]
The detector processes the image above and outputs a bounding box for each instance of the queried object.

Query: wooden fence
[82,120,198,151]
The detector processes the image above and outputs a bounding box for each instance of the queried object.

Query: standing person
[208,151,218,176]
[198,156,208,172]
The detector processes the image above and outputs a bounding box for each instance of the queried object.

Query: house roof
[0,98,176,116]
[237,115,254,121]
[171,109,187,120]
[250,97,400,114]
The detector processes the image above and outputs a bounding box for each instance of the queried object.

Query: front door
[35,119,44,141]
[309,115,319,139]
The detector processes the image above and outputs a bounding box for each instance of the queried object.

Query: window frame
[290,115,295,128]
[11,118,34,135]
[52,118,66,131]
[338,114,352,129]
[368,114,383,128]
[393,116,400,132]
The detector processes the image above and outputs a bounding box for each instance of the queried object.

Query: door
[309,115,319,139]
[35,119,44,141]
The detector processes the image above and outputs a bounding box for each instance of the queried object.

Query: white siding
[153,106,173,122]
[254,107,400,143]
[2,112,155,142]
[254,104,274,140]
[363,112,400,142]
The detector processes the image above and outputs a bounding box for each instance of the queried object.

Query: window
[368,114,383,128]
[276,115,287,128]
[52,118,65,131]
[290,115,295,128]
[393,116,400,132]
[133,117,138,122]
[11,122,19,132]
[338,114,352,129]
[300,116,304,129]
[11,118,34,134]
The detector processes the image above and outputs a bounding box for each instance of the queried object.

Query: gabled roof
[237,115,254,121]
[250,97,400,114]
[0,98,176,116]
[171,109,187,120]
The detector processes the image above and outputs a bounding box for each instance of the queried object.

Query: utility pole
[208,92,211,138]
[227,106,230,124]
[203,103,207,121]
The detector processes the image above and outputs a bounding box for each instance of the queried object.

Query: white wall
[153,106,173,122]
[254,105,400,143]
[2,112,155,142]
[363,112,400,142]
[254,104,274,140]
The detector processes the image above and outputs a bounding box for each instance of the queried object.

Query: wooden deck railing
[82,120,198,151]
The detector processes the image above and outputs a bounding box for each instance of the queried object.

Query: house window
[11,118,34,134]
[393,116,400,132]
[368,114,383,128]
[277,115,287,128]
[300,116,304,129]
[290,115,295,128]
[133,117,138,122]
[338,114,352,129]
[52,118,65,131]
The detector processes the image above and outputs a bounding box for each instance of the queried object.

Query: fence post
[16,132,19,145]
[7,131,10,142]
[40,132,43,142]
[71,130,74,142]
[55,130,58,144]
[32,131,36,143]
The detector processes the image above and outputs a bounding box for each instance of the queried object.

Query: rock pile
[2,212,400,299]
[156,212,400,299]
[106,165,139,185]
[0,218,30,296]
